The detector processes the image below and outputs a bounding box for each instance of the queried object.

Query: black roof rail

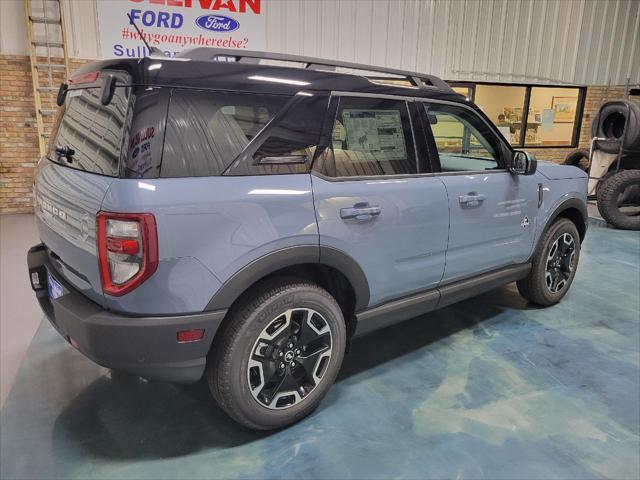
[178,48,453,91]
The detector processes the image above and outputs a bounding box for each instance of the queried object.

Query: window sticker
[342,109,406,160]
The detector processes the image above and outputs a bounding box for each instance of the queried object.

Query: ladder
[23,0,70,157]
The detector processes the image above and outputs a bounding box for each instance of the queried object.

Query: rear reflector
[106,237,139,255]
[177,329,205,343]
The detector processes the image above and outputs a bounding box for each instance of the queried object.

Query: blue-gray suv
[27,49,588,430]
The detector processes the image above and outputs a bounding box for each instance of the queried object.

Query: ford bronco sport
[27,49,588,430]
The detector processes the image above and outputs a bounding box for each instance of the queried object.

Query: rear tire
[517,218,581,306]
[207,279,346,430]
[596,169,640,230]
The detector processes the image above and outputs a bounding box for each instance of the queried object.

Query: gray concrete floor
[0,218,639,479]
[0,214,41,407]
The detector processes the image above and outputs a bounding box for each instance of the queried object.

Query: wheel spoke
[248,307,333,410]
[293,309,329,348]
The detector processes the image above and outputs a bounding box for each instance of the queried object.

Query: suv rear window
[161,89,289,177]
[48,86,130,177]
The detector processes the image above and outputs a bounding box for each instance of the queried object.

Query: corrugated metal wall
[2,0,639,86]
[264,0,640,86]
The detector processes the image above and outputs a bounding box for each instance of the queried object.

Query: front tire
[207,279,346,430]
[517,218,581,306]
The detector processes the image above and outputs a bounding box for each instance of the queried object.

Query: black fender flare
[205,245,370,311]
[531,197,588,258]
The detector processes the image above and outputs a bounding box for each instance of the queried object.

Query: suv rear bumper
[27,244,227,383]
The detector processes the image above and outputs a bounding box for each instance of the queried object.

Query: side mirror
[511,150,537,175]
[100,74,116,105]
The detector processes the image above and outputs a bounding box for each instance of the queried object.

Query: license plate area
[47,271,64,301]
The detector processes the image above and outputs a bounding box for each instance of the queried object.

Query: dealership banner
[96,0,265,59]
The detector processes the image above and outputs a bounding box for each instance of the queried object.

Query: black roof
[72,49,465,103]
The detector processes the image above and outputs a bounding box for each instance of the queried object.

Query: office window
[474,85,527,146]
[452,86,473,101]
[527,87,580,146]
[449,82,584,148]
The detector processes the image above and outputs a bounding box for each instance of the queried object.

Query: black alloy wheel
[248,307,333,409]
[544,232,576,294]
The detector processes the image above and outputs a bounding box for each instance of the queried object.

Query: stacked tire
[596,170,640,230]
[591,100,640,154]
[590,100,640,231]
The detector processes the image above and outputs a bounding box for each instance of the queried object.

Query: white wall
[2,0,639,86]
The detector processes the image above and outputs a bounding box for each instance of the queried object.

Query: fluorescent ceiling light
[248,75,310,86]
[148,63,162,71]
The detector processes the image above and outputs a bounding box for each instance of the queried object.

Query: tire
[591,100,640,154]
[562,149,590,171]
[207,279,346,430]
[517,218,581,306]
[596,169,640,230]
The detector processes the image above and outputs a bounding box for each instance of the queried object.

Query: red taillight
[68,71,100,85]
[97,211,158,296]
[177,329,205,343]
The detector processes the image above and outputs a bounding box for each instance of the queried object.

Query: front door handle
[458,193,486,208]
[340,202,381,221]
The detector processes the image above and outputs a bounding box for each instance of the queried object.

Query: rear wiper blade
[54,145,75,163]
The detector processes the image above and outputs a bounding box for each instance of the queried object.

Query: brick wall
[0,55,91,214]
[0,53,633,213]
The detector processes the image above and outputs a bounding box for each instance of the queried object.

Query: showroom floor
[0,214,41,406]
[1,218,638,480]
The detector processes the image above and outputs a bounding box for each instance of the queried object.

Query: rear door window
[48,86,130,177]
[317,96,417,177]
[161,89,289,177]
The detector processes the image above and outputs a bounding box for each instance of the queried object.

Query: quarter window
[425,104,502,172]
[319,97,416,177]
[161,90,288,177]
[225,94,328,175]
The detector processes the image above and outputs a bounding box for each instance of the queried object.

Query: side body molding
[205,245,370,312]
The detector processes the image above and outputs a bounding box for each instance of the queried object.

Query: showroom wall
[1,0,639,213]
[2,0,639,84]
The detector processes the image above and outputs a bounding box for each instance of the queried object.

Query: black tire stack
[590,100,640,231]
[596,170,640,230]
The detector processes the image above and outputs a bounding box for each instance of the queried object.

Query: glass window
[321,97,416,177]
[48,86,129,177]
[452,86,473,101]
[161,90,288,177]
[474,85,527,146]
[425,103,501,172]
[122,87,168,179]
[253,95,328,164]
[526,87,580,146]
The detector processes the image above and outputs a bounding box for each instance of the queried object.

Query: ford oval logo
[195,15,240,33]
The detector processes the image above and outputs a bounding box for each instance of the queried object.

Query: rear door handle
[458,193,486,208]
[340,203,381,221]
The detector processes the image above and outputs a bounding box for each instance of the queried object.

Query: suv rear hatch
[34,71,131,306]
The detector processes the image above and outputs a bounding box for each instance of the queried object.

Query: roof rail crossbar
[178,48,451,91]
